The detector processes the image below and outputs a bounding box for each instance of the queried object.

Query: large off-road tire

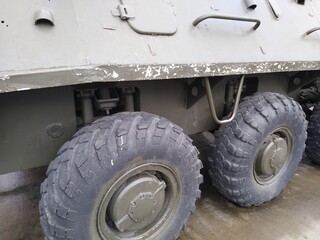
[39,112,203,240]
[306,103,320,164]
[298,80,320,119]
[209,93,307,207]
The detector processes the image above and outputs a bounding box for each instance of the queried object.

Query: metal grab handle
[306,27,320,36]
[204,75,245,125]
[193,14,261,30]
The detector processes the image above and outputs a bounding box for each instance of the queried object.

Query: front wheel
[209,93,307,206]
[39,112,203,240]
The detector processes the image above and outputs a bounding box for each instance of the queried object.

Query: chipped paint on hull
[0,61,320,93]
[1,75,10,81]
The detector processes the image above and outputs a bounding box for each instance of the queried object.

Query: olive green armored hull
[2,2,320,239]
[1,0,320,92]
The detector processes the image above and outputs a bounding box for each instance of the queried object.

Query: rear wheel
[306,103,320,164]
[209,93,307,206]
[39,112,203,240]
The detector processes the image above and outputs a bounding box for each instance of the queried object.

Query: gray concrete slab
[0,132,319,240]
[0,167,44,240]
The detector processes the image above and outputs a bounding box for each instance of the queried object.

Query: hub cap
[254,128,293,185]
[107,173,166,232]
[97,163,181,239]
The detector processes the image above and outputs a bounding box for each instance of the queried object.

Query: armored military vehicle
[1,0,320,239]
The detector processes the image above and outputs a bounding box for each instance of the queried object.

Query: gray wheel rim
[254,127,294,185]
[97,163,181,240]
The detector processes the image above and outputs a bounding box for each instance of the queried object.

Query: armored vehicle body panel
[1,1,320,239]
[1,0,320,92]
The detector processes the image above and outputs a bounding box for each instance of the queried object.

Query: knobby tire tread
[40,112,203,240]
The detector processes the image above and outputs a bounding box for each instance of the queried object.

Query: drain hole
[34,9,55,26]
[244,0,257,10]
[248,4,257,10]
[35,18,54,26]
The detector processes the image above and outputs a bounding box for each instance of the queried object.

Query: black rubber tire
[298,80,320,120]
[209,92,307,207]
[39,112,203,240]
[306,103,320,164]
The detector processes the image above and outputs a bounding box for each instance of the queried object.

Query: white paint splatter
[143,66,153,78]
[1,75,10,81]
[162,66,170,74]
[17,88,31,91]
[153,67,161,78]
[112,71,119,78]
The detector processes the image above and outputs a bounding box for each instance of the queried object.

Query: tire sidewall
[211,93,307,206]
[245,105,305,203]
[73,121,195,239]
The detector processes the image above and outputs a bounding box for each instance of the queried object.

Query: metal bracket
[112,5,135,20]
[186,77,224,109]
[94,88,120,115]
[287,71,320,94]
[205,75,245,125]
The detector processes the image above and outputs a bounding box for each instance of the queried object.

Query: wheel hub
[98,163,181,240]
[107,173,166,232]
[255,131,291,184]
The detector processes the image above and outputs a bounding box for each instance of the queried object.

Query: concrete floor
[179,161,320,240]
[1,133,320,240]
